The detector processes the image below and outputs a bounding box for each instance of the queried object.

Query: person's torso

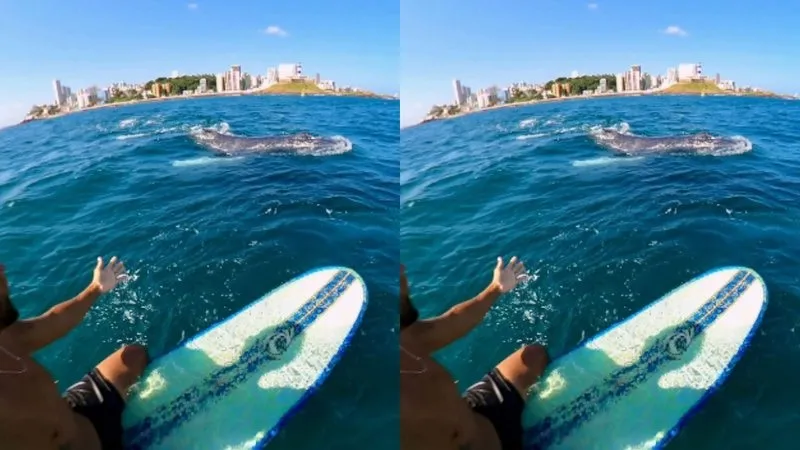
[0,337,99,450]
[400,341,501,450]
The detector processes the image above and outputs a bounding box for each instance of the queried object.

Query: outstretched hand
[492,256,531,293]
[92,257,129,293]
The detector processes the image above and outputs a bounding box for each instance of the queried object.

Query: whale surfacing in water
[590,127,752,156]
[191,128,352,156]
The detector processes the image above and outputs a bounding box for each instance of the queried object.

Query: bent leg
[495,343,549,400]
[63,344,148,450]
[95,343,149,400]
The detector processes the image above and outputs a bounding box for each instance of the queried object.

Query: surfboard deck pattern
[121,267,368,450]
[522,266,767,450]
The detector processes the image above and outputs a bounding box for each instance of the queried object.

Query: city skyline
[444,62,750,116]
[400,0,800,128]
[0,0,398,127]
[45,61,347,115]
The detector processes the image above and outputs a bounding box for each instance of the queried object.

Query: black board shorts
[463,368,526,450]
[63,368,126,450]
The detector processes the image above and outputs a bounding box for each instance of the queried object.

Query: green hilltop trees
[144,74,218,94]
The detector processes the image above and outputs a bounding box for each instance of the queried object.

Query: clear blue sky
[401,0,800,127]
[0,0,398,127]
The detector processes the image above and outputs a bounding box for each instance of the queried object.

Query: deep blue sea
[401,96,800,449]
[0,95,399,449]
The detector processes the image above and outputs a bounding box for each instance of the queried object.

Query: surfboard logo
[265,326,296,358]
[664,326,695,359]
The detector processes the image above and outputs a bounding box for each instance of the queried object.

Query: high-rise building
[598,78,607,93]
[677,63,699,81]
[476,89,492,108]
[277,63,301,81]
[616,73,624,92]
[267,68,278,85]
[52,79,65,106]
[715,73,721,84]
[231,65,242,91]
[631,65,642,91]
[198,78,207,93]
[667,67,678,85]
[216,73,225,92]
[452,79,464,106]
[315,73,321,84]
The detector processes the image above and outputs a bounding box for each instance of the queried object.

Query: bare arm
[409,282,503,354]
[407,257,528,354]
[10,283,103,353]
[4,256,128,354]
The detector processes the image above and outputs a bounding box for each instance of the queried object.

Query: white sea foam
[119,118,137,128]
[171,156,245,167]
[572,156,644,167]
[117,133,149,140]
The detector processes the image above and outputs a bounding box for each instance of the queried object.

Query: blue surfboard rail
[123,266,369,450]
[523,266,768,449]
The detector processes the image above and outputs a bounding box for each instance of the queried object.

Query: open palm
[492,256,530,293]
[93,256,129,293]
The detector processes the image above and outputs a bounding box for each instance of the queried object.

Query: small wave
[171,156,245,167]
[117,133,149,141]
[517,133,548,140]
[572,156,644,167]
[189,122,231,136]
[119,118,137,128]
[699,136,753,156]
[519,118,538,128]
[296,135,353,156]
[589,122,631,136]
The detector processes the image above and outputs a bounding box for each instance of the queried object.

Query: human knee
[521,344,549,371]
[120,344,149,374]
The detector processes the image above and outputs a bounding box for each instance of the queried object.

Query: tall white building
[630,65,642,91]
[598,78,607,93]
[52,79,64,106]
[452,79,464,106]
[277,63,302,81]
[266,68,278,85]
[616,73,624,92]
[667,68,678,85]
[198,78,207,93]
[226,65,242,91]
[216,73,225,92]
[476,90,491,109]
[677,63,700,81]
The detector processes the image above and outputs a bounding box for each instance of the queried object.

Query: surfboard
[121,266,368,450]
[522,266,767,450]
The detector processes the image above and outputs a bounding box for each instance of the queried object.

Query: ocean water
[401,96,800,449]
[0,95,399,449]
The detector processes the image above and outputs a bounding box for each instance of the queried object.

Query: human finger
[508,256,518,270]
